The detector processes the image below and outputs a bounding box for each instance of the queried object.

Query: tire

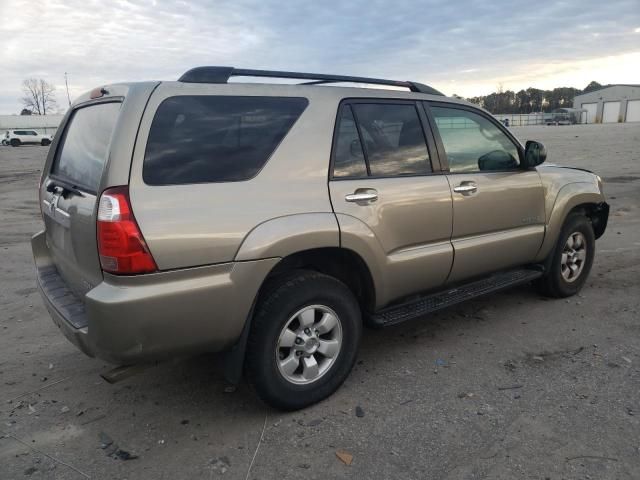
[10,139,20,147]
[537,214,595,298]
[41,139,51,146]
[246,270,362,410]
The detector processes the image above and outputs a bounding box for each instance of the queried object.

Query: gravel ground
[0,123,639,479]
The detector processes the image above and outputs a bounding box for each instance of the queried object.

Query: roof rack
[177,66,444,96]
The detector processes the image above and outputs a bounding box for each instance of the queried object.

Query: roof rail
[177,66,444,96]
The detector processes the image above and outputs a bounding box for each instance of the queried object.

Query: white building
[0,114,64,135]
[573,85,640,123]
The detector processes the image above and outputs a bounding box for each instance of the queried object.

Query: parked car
[32,67,609,410]
[5,129,52,146]
[545,108,584,125]
[545,113,572,125]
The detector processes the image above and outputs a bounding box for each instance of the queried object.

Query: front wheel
[537,214,595,297]
[41,139,51,146]
[246,271,362,410]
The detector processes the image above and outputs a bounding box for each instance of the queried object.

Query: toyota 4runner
[32,67,609,410]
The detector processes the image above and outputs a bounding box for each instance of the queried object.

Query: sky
[0,0,639,114]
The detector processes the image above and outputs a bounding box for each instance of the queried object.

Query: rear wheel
[41,139,51,146]
[10,139,20,147]
[537,214,595,297]
[246,271,361,410]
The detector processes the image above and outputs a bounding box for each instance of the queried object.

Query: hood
[537,163,603,196]
[542,163,594,174]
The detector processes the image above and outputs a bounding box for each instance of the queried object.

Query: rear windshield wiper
[45,179,85,197]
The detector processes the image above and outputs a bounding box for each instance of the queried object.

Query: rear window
[143,95,308,185]
[52,102,121,192]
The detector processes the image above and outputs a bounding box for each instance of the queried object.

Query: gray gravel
[1,123,639,479]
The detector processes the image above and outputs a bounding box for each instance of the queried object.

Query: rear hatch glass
[42,101,121,298]
[52,102,121,192]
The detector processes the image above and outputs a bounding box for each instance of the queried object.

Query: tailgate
[41,101,122,298]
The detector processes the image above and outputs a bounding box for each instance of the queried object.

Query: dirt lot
[1,123,639,479]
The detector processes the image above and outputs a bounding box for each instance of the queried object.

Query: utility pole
[64,72,71,107]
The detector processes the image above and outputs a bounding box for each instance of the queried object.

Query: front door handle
[453,182,477,195]
[345,189,378,203]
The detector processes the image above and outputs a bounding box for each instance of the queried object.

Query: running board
[370,268,543,327]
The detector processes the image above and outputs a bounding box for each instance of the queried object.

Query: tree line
[463,81,603,114]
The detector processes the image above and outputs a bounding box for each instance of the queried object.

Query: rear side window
[143,96,308,185]
[333,106,367,178]
[52,102,121,192]
[332,103,431,178]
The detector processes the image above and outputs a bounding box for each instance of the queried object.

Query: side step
[369,268,543,327]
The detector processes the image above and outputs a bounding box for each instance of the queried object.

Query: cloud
[0,0,639,113]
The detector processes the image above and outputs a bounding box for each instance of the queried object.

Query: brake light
[97,187,157,274]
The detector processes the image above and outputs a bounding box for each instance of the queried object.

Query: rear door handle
[453,182,477,194]
[345,190,378,203]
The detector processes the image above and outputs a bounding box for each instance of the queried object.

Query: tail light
[97,186,157,274]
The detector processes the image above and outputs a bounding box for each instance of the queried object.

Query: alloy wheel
[561,231,587,283]
[275,305,342,385]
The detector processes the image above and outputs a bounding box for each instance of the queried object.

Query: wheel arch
[225,244,377,385]
[566,202,609,239]
[535,182,608,262]
[234,213,340,261]
[264,247,376,313]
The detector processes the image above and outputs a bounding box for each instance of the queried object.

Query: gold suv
[32,67,609,409]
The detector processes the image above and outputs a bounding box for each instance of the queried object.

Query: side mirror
[524,140,546,167]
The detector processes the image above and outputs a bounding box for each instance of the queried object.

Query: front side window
[351,103,431,177]
[144,95,308,185]
[430,106,520,173]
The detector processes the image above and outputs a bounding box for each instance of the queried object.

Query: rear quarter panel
[128,83,341,270]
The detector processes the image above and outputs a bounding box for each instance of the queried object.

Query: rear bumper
[32,231,278,365]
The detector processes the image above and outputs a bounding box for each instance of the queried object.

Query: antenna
[64,72,71,107]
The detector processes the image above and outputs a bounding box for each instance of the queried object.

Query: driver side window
[430,106,520,173]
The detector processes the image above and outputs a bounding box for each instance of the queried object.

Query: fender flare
[225,212,340,384]
[234,213,340,261]
[535,182,605,262]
